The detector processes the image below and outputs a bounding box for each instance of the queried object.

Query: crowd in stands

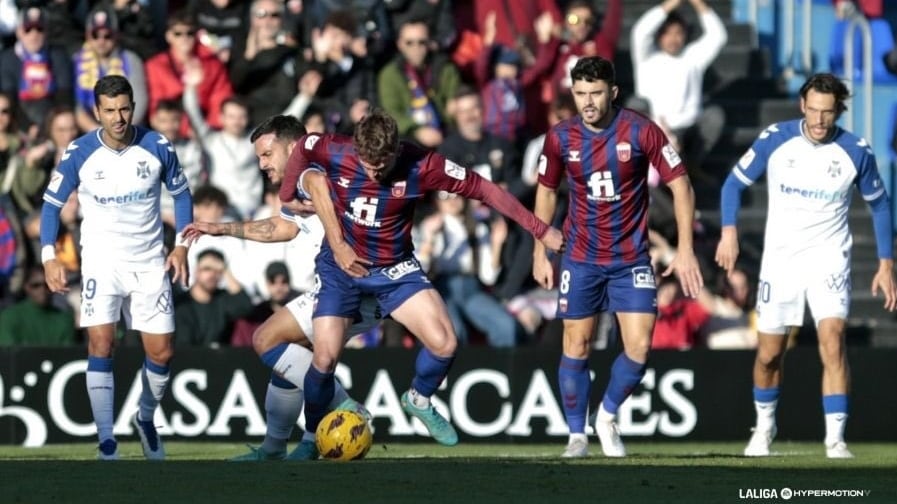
[0,0,758,350]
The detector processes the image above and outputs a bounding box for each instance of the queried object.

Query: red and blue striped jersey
[282,133,549,267]
[538,107,686,265]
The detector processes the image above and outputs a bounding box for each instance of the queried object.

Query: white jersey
[43,126,188,269]
[279,205,325,292]
[731,119,885,254]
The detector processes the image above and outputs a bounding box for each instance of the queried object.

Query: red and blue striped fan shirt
[538,107,686,266]
[281,133,549,267]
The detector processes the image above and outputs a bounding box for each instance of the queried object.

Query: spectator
[183,66,260,219]
[474,10,556,145]
[0,7,73,134]
[72,5,148,132]
[174,248,253,346]
[378,17,460,147]
[521,93,576,188]
[145,10,234,138]
[416,191,519,347]
[702,268,757,349]
[37,0,84,56]
[0,265,76,346]
[301,0,393,63]
[150,99,207,226]
[548,0,622,100]
[652,276,710,350]
[0,92,25,193]
[385,0,456,53]
[109,0,159,61]
[230,260,300,346]
[189,0,250,62]
[186,184,251,288]
[229,0,303,126]
[0,203,16,303]
[470,0,561,65]
[630,0,726,181]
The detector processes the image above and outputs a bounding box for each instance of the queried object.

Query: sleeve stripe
[863,188,885,201]
[168,184,189,196]
[42,195,65,207]
[732,168,754,186]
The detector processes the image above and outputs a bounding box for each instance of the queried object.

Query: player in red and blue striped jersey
[532,57,703,458]
[279,109,564,446]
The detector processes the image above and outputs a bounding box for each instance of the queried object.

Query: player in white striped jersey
[40,75,194,460]
[716,73,896,458]
[183,115,377,461]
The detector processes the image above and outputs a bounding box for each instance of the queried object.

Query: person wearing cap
[0,6,73,133]
[73,6,148,132]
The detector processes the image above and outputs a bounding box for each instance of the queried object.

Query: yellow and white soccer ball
[315,410,373,461]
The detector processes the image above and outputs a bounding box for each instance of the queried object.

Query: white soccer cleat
[825,441,854,459]
[132,413,165,461]
[594,419,626,458]
[561,436,589,458]
[744,425,776,457]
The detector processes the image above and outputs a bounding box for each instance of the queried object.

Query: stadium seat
[829,18,897,83]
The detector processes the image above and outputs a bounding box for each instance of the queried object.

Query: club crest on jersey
[827,160,841,177]
[631,266,656,289]
[568,150,581,162]
[392,181,406,197]
[136,161,150,179]
[616,143,631,162]
[558,298,568,313]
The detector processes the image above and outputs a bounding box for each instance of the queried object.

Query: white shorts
[285,292,381,343]
[79,264,174,334]
[756,247,851,334]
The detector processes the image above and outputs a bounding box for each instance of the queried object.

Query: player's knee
[311,354,338,373]
[817,338,846,364]
[755,347,785,369]
[252,326,276,356]
[146,345,173,365]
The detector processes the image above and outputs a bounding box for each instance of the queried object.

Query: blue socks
[411,348,454,397]
[302,365,334,434]
[558,355,591,433]
[602,353,647,415]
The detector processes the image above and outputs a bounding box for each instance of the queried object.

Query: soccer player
[182,115,376,461]
[716,73,897,458]
[278,109,564,446]
[40,75,193,460]
[532,56,703,458]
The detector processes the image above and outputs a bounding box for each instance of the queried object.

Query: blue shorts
[555,256,657,319]
[314,248,433,319]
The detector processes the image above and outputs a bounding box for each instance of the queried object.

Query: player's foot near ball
[286,440,320,461]
[336,397,372,423]
[97,438,119,460]
[401,391,458,446]
[230,444,286,461]
[132,413,165,461]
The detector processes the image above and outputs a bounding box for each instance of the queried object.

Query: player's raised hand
[532,252,555,290]
[332,241,372,278]
[540,227,565,254]
[714,226,740,273]
[871,260,897,312]
[42,259,69,293]
[166,245,190,288]
[663,249,703,298]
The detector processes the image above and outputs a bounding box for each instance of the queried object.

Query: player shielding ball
[40,75,193,460]
[183,115,374,461]
[532,56,703,458]
[280,109,564,446]
[716,73,896,458]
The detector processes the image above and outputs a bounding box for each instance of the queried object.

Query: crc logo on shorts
[384,259,421,280]
[631,266,656,289]
[825,273,849,293]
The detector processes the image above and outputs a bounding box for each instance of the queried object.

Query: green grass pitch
[2,442,896,503]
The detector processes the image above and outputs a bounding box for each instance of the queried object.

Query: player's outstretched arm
[663,175,703,297]
[182,217,300,245]
[871,259,897,311]
[304,170,372,277]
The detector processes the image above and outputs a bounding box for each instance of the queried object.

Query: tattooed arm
[182,216,301,245]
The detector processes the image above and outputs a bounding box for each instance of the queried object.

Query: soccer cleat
[744,425,776,457]
[97,439,119,460]
[825,441,854,459]
[336,397,373,423]
[594,419,626,457]
[132,413,165,461]
[561,436,589,458]
[230,444,286,461]
[286,440,320,461]
[400,391,458,446]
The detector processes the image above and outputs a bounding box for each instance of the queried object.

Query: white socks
[754,399,778,431]
[86,368,115,442]
[261,382,303,455]
[824,412,848,446]
[139,363,170,423]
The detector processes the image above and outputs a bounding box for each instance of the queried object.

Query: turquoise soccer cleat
[229,444,286,462]
[286,440,320,461]
[400,391,458,446]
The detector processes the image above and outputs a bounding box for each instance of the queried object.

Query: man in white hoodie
[630,0,727,178]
